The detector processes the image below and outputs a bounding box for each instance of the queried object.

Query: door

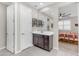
[19,4,32,50]
[44,36,49,50]
[7,5,14,53]
[38,35,44,48]
[33,34,39,45]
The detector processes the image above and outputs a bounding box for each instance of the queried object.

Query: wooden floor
[0,42,78,56]
[59,39,78,45]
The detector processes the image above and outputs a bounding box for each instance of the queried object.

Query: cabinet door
[38,35,44,48]
[44,36,49,50]
[33,34,39,45]
[7,5,14,53]
[19,4,32,50]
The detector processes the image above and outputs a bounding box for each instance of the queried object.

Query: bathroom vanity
[32,31,54,51]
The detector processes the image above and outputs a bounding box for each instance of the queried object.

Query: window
[58,20,71,30]
[63,20,71,30]
[58,21,63,30]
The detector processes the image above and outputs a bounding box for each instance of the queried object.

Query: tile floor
[0,42,78,56]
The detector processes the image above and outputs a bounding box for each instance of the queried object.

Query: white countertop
[32,31,54,36]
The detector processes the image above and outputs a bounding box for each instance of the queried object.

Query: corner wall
[0,3,6,50]
[51,7,59,50]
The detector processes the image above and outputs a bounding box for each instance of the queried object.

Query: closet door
[7,5,14,53]
[19,4,32,50]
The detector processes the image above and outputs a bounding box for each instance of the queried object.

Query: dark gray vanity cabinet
[33,34,53,51]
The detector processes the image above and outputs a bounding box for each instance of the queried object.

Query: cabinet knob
[6,33,8,35]
[21,33,25,35]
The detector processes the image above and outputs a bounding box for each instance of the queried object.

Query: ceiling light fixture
[40,3,44,5]
[41,7,49,12]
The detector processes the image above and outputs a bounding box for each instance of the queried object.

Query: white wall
[59,3,78,33]
[0,3,6,50]
[71,17,78,33]
[32,9,52,31]
[59,3,77,17]
[77,3,79,56]
[51,7,59,50]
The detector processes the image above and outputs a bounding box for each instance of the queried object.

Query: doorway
[58,3,78,56]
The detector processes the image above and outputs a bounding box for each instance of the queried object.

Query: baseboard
[14,44,33,54]
[0,47,5,51]
[6,48,14,53]
[14,50,22,54]
[53,48,59,50]
[22,44,33,51]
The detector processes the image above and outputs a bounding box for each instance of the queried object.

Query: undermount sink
[32,31,54,36]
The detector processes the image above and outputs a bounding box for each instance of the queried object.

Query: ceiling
[25,2,56,10]
[0,2,75,18]
[23,2,75,18]
[0,2,13,6]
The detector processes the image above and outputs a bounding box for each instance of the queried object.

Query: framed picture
[51,23,53,28]
[75,24,78,27]
[47,18,49,21]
